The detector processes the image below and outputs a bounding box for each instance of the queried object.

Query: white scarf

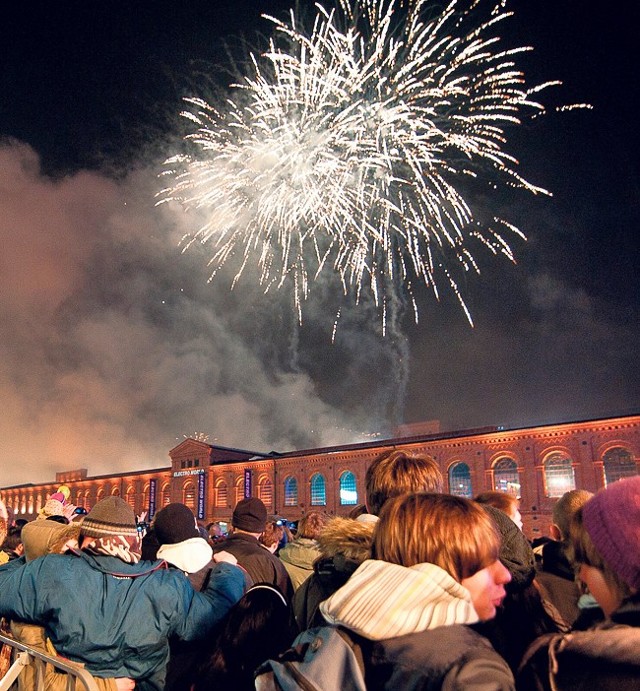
[156,537,212,574]
[319,559,479,640]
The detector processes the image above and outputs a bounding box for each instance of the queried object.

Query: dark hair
[193,584,294,690]
[46,515,70,525]
[2,525,23,552]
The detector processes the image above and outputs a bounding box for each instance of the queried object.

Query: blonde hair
[552,489,593,541]
[365,450,443,516]
[569,506,631,603]
[372,493,500,582]
[297,512,327,540]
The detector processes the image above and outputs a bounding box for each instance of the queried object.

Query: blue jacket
[0,551,245,690]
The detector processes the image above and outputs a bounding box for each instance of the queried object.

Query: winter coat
[212,532,293,601]
[293,516,374,631]
[278,537,321,590]
[517,593,640,691]
[0,550,245,690]
[320,559,514,690]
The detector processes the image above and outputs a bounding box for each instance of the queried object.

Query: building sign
[148,479,157,520]
[172,468,206,478]
[244,469,252,498]
[197,472,206,520]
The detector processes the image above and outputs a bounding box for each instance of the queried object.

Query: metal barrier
[0,633,99,691]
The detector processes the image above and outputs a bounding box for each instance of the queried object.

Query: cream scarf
[319,559,479,640]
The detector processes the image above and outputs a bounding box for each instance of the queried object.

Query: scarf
[319,559,479,640]
[82,535,141,564]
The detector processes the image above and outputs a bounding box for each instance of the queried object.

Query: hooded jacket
[319,559,514,690]
[292,517,375,631]
[278,537,322,590]
[0,549,245,690]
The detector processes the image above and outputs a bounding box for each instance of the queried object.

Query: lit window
[284,477,298,506]
[258,477,273,507]
[493,458,520,497]
[310,473,327,506]
[543,453,575,497]
[126,487,136,509]
[339,471,358,505]
[235,478,244,505]
[215,480,228,508]
[449,462,472,498]
[161,483,171,507]
[603,447,637,486]
[183,482,196,510]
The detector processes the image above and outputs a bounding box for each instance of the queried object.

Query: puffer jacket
[0,550,245,690]
[293,517,375,631]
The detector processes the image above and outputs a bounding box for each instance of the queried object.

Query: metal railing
[0,633,99,691]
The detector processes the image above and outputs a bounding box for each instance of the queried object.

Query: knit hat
[232,497,267,533]
[80,496,138,539]
[154,503,200,545]
[582,476,640,591]
[38,497,65,520]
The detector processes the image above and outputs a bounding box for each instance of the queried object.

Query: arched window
[543,453,575,497]
[493,458,520,497]
[161,483,171,507]
[339,471,358,505]
[215,479,228,508]
[96,488,105,503]
[602,447,637,486]
[258,477,273,508]
[142,484,150,513]
[235,477,245,505]
[284,477,298,506]
[310,473,326,506]
[76,490,83,507]
[111,487,120,497]
[449,462,472,498]
[126,486,136,510]
[183,482,196,510]
[36,494,43,513]
[27,495,34,514]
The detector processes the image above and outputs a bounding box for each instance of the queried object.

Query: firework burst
[159,0,585,334]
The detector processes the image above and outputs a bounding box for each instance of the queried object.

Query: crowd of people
[0,450,638,690]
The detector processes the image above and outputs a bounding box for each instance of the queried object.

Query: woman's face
[461,559,511,620]
[578,564,620,616]
[510,507,523,531]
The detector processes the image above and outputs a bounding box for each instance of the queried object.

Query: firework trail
[159,0,586,334]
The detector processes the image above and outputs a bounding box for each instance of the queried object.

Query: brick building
[1,413,638,539]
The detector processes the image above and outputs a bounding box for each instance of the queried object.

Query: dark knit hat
[582,476,640,590]
[232,497,267,533]
[154,503,200,545]
[81,496,138,539]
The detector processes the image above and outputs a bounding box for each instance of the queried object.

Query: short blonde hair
[372,493,500,582]
[552,489,592,541]
[365,450,443,516]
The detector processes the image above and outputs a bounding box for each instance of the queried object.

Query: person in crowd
[0,499,8,565]
[316,492,514,688]
[207,521,226,544]
[1,524,24,561]
[278,512,326,590]
[518,475,640,689]
[536,489,596,628]
[0,496,245,690]
[212,497,293,601]
[259,521,285,554]
[192,584,296,691]
[475,490,524,531]
[473,503,563,674]
[293,449,443,631]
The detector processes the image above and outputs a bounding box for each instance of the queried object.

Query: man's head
[80,496,138,541]
[365,449,443,516]
[232,497,267,536]
[551,489,593,542]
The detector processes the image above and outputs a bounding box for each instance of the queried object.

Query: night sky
[1,0,638,487]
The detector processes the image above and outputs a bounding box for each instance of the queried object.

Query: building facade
[2,414,638,539]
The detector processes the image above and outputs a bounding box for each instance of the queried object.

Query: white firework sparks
[159,0,585,334]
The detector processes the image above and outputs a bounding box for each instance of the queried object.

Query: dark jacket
[293,517,375,632]
[364,624,515,690]
[213,532,293,601]
[0,550,245,690]
[518,593,640,691]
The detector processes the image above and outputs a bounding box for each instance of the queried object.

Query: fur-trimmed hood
[316,517,375,564]
[22,520,81,561]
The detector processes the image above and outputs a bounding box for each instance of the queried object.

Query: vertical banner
[197,471,206,520]
[148,479,157,520]
[244,469,252,498]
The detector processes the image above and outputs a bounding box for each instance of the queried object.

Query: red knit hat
[582,476,640,591]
